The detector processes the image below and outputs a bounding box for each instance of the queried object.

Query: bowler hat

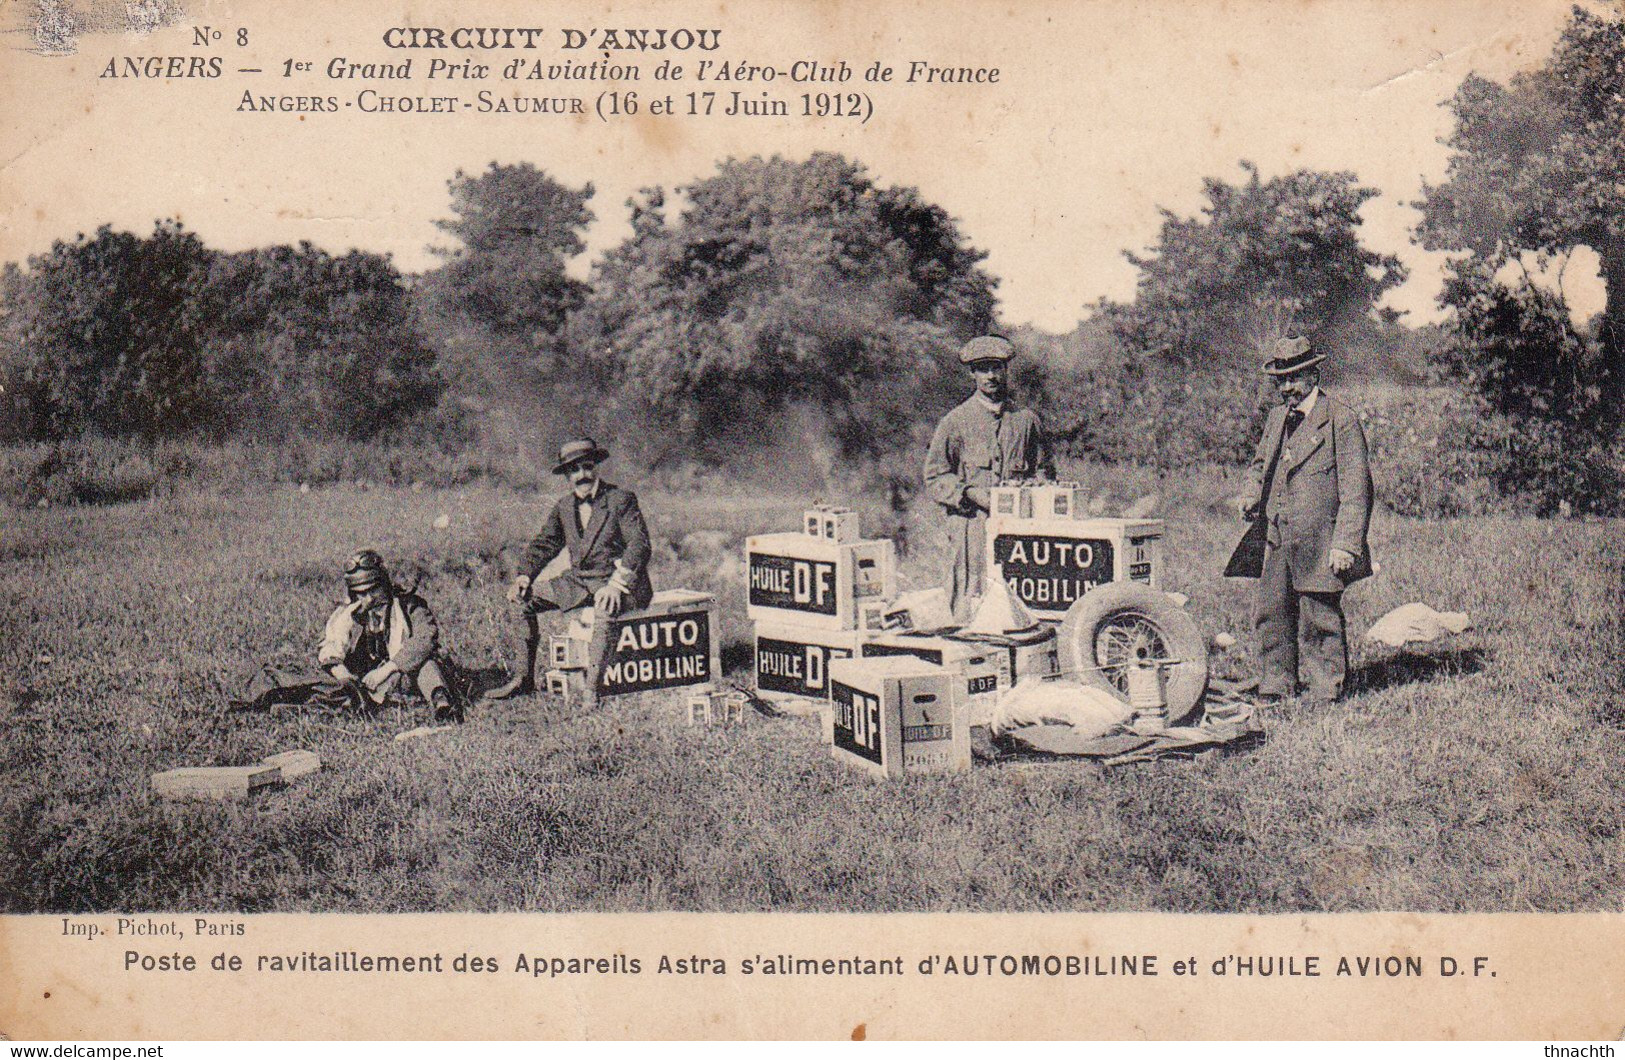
[344,549,390,596]
[1261,336,1326,376]
[552,437,611,475]
[959,335,1015,365]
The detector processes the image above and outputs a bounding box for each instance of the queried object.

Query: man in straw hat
[484,437,654,704]
[924,335,1054,623]
[1228,336,1373,705]
[236,549,463,722]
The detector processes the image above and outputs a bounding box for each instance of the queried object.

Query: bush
[1363,386,1625,517]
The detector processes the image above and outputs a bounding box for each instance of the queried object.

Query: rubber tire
[1056,582,1209,726]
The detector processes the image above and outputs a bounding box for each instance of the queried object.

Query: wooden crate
[859,632,1011,725]
[753,620,877,707]
[152,764,281,802]
[595,589,720,699]
[685,687,747,727]
[260,749,321,779]
[984,516,1163,621]
[548,633,587,670]
[803,505,860,544]
[991,481,1087,521]
[745,532,896,631]
[827,657,969,779]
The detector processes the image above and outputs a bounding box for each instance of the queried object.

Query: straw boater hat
[552,437,611,475]
[959,335,1015,365]
[1261,336,1326,376]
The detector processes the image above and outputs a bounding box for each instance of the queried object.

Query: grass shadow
[1348,646,1489,696]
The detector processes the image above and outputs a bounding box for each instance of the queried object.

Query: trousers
[1254,542,1348,702]
[945,509,989,624]
[241,657,449,711]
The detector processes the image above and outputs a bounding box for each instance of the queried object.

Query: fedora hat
[1261,335,1326,376]
[959,335,1015,365]
[552,437,611,475]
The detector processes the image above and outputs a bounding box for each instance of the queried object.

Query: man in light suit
[484,437,654,704]
[1229,337,1374,704]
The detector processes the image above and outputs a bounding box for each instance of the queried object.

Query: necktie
[1285,408,1305,437]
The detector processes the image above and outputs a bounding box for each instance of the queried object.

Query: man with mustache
[924,335,1054,623]
[1230,336,1374,705]
[485,437,654,704]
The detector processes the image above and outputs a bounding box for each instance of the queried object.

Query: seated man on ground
[237,550,463,722]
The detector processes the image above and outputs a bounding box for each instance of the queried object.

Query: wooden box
[548,633,587,670]
[260,749,321,780]
[745,532,896,631]
[753,621,876,706]
[803,505,860,544]
[596,589,720,698]
[991,481,1087,521]
[860,632,1011,725]
[984,516,1163,621]
[152,764,281,802]
[827,657,970,779]
[685,687,747,727]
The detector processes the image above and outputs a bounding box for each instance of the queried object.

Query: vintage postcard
[0,0,1621,1041]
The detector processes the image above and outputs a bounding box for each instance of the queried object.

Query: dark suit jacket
[1229,392,1374,592]
[521,482,655,611]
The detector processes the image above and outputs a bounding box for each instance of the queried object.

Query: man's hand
[506,575,532,604]
[362,661,399,695]
[594,583,627,616]
[963,486,991,512]
[1328,548,1356,575]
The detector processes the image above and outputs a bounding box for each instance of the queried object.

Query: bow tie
[1285,408,1305,433]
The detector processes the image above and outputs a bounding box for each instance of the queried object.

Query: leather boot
[483,622,538,702]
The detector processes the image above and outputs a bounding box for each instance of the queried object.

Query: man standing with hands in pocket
[1228,337,1374,705]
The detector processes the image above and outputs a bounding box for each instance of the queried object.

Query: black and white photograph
[0,0,1620,1041]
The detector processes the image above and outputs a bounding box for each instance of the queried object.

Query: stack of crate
[747,507,898,713]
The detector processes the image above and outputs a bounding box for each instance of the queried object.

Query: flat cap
[959,335,1015,365]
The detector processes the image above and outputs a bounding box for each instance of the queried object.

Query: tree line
[2,6,1620,513]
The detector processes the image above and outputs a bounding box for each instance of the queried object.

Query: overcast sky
[0,0,1602,332]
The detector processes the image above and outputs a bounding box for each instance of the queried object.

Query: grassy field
[1,464,1620,913]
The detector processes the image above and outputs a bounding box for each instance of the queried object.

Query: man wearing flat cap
[924,335,1054,623]
[1228,337,1373,705]
[485,437,654,703]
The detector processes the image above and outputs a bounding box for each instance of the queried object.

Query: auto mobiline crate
[596,589,720,698]
[753,621,876,706]
[985,516,1163,621]
[860,632,1010,724]
[827,657,970,779]
[991,481,1088,521]
[745,532,897,631]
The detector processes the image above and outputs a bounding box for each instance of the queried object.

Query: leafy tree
[1415,5,1625,425]
[192,243,441,439]
[0,221,214,440]
[426,162,594,353]
[577,153,998,466]
[1108,161,1406,364]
